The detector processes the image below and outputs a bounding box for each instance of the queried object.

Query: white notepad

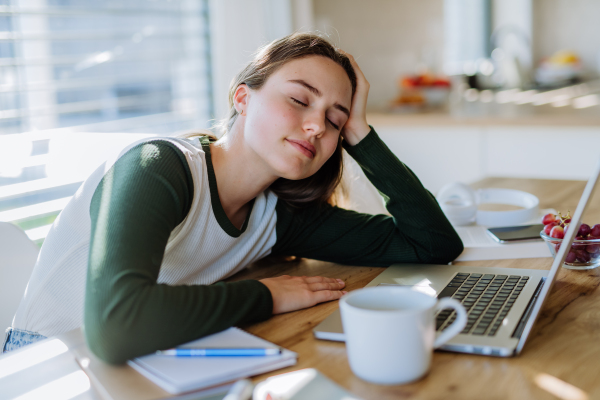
[127,327,297,394]
[454,208,556,261]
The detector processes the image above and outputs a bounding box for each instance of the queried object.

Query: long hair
[186,33,357,209]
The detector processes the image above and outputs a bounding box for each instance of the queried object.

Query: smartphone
[486,224,545,243]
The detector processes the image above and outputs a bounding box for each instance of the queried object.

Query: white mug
[340,286,467,385]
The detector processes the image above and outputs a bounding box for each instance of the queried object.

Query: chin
[278,168,312,181]
[275,160,316,181]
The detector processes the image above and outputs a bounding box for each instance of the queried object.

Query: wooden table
[2,178,598,400]
[230,177,600,400]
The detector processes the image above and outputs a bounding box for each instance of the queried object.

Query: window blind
[0,0,213,245]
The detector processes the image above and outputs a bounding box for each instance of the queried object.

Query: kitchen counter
[363,98,600,194]
[368,86,600,127]
[368,110,600,127]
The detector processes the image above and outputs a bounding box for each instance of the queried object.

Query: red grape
[564,218,571,224]
[565,251,577,263]
[591,224,600,237]
[576,250,591,262]
[572,239,587,250]
[542,213,557,225]
[578,224,591,237]
[586,244,600,254]
[550,225,565,239]
[544,223,557,235]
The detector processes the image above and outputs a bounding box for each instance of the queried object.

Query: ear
[233,84,250,114]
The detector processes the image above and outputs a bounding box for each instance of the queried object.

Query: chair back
[0,222,39,331]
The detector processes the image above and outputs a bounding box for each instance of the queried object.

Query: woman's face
[239,55,353,181]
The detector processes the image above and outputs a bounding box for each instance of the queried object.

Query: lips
[287,139,316,159]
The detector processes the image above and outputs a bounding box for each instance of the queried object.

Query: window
[0,0,213,245]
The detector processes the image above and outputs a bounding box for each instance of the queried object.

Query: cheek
[315,135,340,169]
[322,135,340,158]
[255,98,300,132]
[246,99,297,149]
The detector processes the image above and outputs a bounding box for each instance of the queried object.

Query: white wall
[533,0,600,77]
[313,0,445,111]
[209,0,293,125]
[373,124,600,195]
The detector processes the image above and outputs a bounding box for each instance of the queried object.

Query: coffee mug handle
[433,297,467,349]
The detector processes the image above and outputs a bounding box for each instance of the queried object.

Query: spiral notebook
[127,327,297,394]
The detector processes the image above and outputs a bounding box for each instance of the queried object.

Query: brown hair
[186,33,357,209]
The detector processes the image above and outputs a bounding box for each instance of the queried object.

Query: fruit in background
[550,225,565,239]
[548,50,580,65]
[400,74,450,88]
[587,244,600,254]
[392,91,425,106]
[578,224,591,237]
[575,250,591,263]
[544,222,557,235]
[536,50,582,88]
[432,79,451,87]
[392,74,451,110]
[565,251,577,263]
[542,213,557,225]
[541,211,600,267]
[572,238,587,250]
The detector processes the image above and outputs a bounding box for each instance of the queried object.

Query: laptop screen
[516,157,600,353]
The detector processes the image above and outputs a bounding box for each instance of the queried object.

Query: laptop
[314,158,600,357]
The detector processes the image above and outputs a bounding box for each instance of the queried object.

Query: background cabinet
[374,125,600,194]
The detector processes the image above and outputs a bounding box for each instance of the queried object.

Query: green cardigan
[84,127,463,364]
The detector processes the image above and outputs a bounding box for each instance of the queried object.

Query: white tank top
[12,137,279,337]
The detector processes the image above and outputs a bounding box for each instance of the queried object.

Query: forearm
[342,127,463,262]
[84,277,272,364]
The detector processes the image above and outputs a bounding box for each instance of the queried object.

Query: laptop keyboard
[436,273,529,336]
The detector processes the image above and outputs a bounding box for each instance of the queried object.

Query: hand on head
[259,275,347,314]
[338,52,371,146]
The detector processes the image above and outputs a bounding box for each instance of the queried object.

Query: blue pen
[156,348,282,356]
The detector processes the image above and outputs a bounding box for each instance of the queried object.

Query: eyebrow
[288,79,350,117]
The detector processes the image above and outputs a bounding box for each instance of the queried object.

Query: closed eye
[291,98,307,107]
[292,98,340,130]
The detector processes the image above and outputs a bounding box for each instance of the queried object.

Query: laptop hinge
[511,277,546,339]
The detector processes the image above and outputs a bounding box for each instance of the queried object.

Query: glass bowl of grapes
[540,212,600,270]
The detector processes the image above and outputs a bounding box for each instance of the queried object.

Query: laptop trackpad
[377,279,438,297]
[377,274,432,287]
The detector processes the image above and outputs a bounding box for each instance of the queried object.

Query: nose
[302,110,326,139]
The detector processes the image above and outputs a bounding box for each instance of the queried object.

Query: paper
[128,327,297,394]
[457,226,501,247]
[453,209,555,262]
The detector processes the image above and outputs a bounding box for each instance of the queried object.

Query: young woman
[3,33,463,363]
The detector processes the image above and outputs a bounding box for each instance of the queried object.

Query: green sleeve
[84,140,273,365]
[271,127,463,266]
